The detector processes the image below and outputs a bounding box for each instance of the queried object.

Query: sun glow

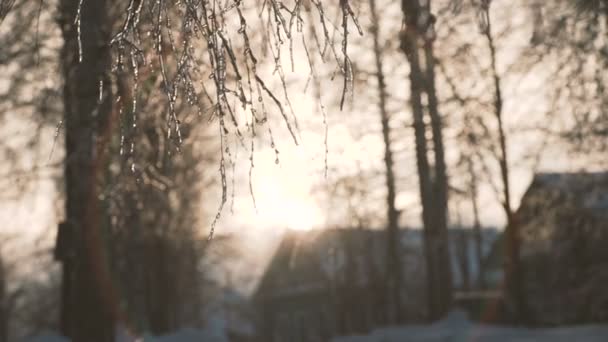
[221,136,325,232]
[251,164,323,232]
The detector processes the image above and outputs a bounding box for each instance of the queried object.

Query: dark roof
[515,171,608,256]
[528,172,608,210]
[254,228,385,300]
[254,227,500,300]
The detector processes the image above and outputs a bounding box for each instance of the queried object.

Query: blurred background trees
[1,0,608,340]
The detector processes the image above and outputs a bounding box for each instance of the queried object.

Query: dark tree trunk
[456,227,471,292]
[0,257,6,342]
[58,0,115,340]
[369,0,402,324]
[482,9,527,322]
[422,16,453,317]
[400,23,436,320]
[468,158,486,290]
[400,0,452,320]
[147,237,174,335]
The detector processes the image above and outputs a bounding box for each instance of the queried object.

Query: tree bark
[422,13,453,317]
[400,0,452,320]
[468,157,486,290]
[482,7,526,322]
[456,226,471,292]
[59,0,115,340]
[399,2,436,321]
[0,256,6,342]
[370,0,402,324]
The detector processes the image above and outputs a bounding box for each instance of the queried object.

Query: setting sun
[222,142,325,232]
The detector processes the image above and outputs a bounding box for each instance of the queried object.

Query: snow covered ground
[24,311,608,342]
[333,311,608,342]
[24,329,227,342]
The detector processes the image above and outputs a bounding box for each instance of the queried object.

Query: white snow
[24,332,69,342]
[143,329,227,342]
[24,329,227,342]
[25,311,608,342]
[332,311,608,342]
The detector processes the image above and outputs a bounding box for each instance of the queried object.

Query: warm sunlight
[4,0,608,340]
[251,170,321,231]
[225,142,325,232]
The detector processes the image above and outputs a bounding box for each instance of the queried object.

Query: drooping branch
[0,0,16,23]
[101,0,361,238]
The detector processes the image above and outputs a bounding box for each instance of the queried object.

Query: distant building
[253,227,499,341]
[516,172,608,325]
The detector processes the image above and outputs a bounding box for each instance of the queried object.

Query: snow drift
[333,310,608,342]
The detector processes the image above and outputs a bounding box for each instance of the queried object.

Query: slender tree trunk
[453,204,469,292]
[468,158,485,290]
[399,24,436,322]
[370,0,402,324]
[482,7,526,322]
[0,257,6,342]
[148,236,174,334]
[422,8,453,315]
[456,228,471,292]
[59,0,115,340]
[400,0,452,320]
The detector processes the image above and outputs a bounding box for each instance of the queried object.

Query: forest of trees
[1,0,608,341]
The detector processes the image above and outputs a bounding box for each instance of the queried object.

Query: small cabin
[253,227,500,341]
[516,172,608,325]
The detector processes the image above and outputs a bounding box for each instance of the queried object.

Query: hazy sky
[2,0,604,263]
[212,0,606,235]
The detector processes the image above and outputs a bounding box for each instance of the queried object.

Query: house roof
[254,228,383,300]
[466,172,608,283]
[254,227,500,300]
[516,171,608,221]
[528,172,608,210]
[514,171,608,257]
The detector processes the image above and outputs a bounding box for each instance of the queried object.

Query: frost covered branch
[98,0,360,238]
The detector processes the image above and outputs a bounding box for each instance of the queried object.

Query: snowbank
[25,328,227,342]
[333,310,608,342]
[144,328,227,342]
[24,332,69,342]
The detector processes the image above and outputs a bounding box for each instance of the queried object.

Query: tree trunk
[58,0,115,340]
[400,0,452,320]
[147,236,174,335]
[468,158,486,290]
[370,0,402,324]
[0,256,6,342]
[456,227,471,292]
[422,15,453,317]
[482,9,526,323]
[400,27,435,321]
